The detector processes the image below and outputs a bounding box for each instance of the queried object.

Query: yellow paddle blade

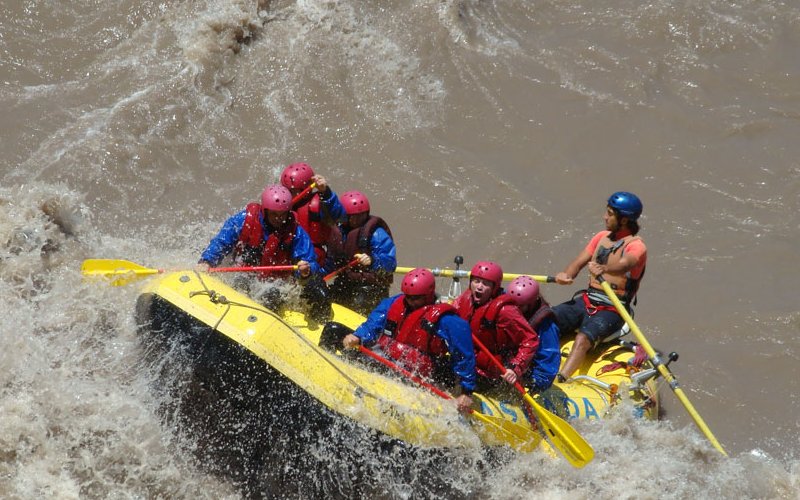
[469,395,542,453]
[81,259,162,287]
[524,392,595,468]
[469,411,540,452]
[468,333,593,467]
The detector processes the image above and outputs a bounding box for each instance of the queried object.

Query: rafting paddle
[596,276,728,456]
[322,258,361,282]
[81,259,298,286]
[395,266,555,284]
[291,182,317,205]
[357,345,540,452]
[470,335,595,468]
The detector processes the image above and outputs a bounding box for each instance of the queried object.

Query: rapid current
[2,0,799,498]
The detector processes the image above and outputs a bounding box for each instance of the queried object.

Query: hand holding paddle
[353,345,540,451]
[553,272,574,285]
[357,346,472,413]
[323,258,360,282]
[291,181,317,205]
[470,334,595,468]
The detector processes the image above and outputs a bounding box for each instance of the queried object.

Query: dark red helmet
[507,276,540,307]
[401,268,436,297]
[261,185,292,211]
[470,261,503,286]
[341,191,370,215]
[280,163,315,191]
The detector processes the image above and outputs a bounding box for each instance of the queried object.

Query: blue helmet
[607,192,643,220]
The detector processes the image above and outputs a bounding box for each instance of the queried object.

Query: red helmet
[280,163,315,191]
[507,276,540,307]
[261,185,292,211]
[470,261,503,286]
[341,191,370,215]
[401,268,436,297]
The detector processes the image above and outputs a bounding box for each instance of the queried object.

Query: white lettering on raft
[480,397,600,421]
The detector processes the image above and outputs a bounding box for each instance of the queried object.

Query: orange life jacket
[588,234,645,302]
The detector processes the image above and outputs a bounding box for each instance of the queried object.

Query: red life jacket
[234,202,298,278]
[294,192,330,266]
[461,294,518,378]
[376,296,455,378]
[327,216,393,286]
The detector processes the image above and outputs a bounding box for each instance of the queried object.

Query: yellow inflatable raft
[135,271,658,458]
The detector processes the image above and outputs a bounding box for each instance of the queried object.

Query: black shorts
[552,295,625,345]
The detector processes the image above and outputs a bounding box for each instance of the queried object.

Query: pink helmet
[261,185,292,211]
[470,261,503,286]
[280,163,315,191]
[341,191,370,215]
[401,268,436,297]
[507,276,540,307]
